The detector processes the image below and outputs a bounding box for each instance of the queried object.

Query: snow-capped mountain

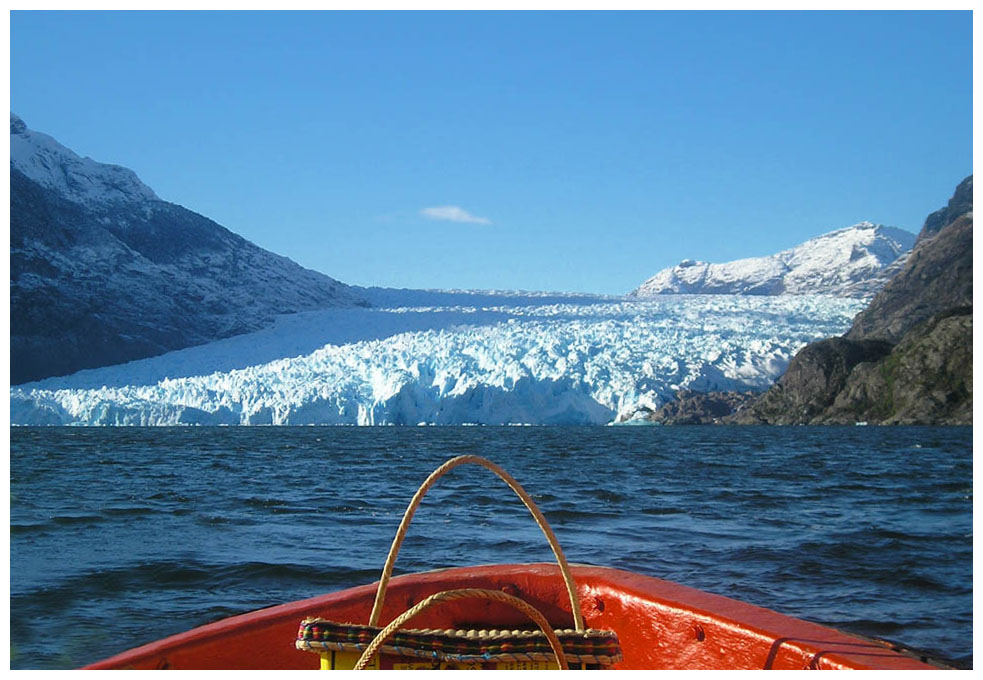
[10,114,159,206]
[629,222,916,298]
[10,113,365,384]
[10,289,865,426]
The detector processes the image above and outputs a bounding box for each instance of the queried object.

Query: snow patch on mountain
[11,290,865,426]
[630,222,916,298]
[10,113,158,207]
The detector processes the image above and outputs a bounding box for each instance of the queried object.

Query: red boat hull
[86,563,939,670]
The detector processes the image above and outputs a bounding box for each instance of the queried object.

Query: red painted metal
[85,563,940,670]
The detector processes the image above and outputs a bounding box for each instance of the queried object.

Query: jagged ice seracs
[11,291,865,426]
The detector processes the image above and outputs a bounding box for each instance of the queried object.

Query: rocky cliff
[628,390,759,425]
[847,177,973,343]
[733,176,972,425]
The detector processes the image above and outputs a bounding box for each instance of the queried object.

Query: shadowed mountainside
[10,114,365,384]
[733,175,972,425]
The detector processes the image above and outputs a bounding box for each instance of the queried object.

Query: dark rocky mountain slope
[847,177,973,343]
[11,114,365,384]
[733,176,972,425]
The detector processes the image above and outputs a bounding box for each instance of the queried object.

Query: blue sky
[10,11,973,294]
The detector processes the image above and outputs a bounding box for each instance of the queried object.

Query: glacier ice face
[630,222,916,298]
[11,290,865,426]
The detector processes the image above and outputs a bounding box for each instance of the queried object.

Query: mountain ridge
[630,221,915,298]
[10,114,366,384]
[10,113,159,206]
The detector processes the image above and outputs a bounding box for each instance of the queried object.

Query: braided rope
[354,588,569,670]
[367,455,584,631]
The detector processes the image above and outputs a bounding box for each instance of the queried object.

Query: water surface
[10,426,972,669]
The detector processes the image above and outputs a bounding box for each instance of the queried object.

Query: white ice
[11,289,865,426]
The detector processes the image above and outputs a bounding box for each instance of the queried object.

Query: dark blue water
[10,426,972,669]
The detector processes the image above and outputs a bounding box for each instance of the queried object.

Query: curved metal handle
[367,455,584,631]
[355,588,569,670]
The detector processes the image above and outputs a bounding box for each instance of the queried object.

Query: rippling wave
[10,426,972,669]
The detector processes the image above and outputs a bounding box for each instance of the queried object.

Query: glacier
[11,289,865,426]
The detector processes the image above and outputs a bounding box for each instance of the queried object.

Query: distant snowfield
[11,289,864,426]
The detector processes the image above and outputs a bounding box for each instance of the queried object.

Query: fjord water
[10,426,971,669]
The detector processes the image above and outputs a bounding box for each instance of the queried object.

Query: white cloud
[420,205,491,225]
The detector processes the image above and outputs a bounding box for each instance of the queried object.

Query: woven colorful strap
[296,618,623,665]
